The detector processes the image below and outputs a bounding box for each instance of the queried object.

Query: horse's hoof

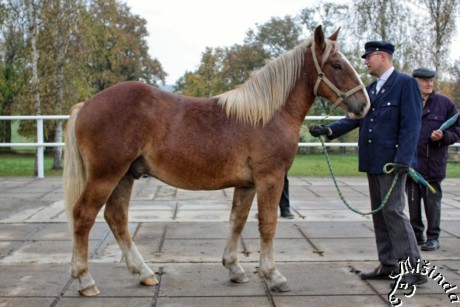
[230,274,249,284]
[140,276,159,286]
[270,282,290,292]
[79,285,100,296]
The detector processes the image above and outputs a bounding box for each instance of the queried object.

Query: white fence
[1,115,459,178]
[0,115,68,178]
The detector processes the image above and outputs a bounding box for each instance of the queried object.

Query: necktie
[376,78,385,93]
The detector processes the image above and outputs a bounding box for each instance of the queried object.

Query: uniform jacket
[415,92,460,182]
[327,69,422,174]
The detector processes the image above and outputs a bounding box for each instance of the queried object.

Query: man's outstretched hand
[309,125,330,137]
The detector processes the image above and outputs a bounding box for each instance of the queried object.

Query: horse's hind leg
[222,187,256,283]
[71,178,117,296]
[104,174,158,287]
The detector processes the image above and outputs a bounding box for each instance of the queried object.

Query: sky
[126,0,327,84]
[125,0,460,85]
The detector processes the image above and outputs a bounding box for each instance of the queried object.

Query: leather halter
[311,42,365,111]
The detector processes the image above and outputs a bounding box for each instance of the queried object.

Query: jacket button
[369,140,372,143]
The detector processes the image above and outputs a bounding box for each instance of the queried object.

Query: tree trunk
[25,0,42,176]
[0,120,12,153]
[52,120,63,170]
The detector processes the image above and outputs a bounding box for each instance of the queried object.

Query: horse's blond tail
[63,102,86,234]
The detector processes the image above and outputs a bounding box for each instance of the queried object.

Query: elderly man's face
[417,78,434,96]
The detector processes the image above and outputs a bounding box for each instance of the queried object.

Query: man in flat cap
[310,41,427,286]
[407,67,460,251]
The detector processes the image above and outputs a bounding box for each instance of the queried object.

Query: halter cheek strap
[311,42,364,111]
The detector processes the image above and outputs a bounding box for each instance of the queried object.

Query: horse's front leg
[223,187,256,283]
[256,179,290,292]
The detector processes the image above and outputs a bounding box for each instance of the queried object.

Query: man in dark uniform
[310,41,427,286]
[407,67,460,251]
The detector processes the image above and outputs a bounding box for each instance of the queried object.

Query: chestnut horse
[63,26,370,296]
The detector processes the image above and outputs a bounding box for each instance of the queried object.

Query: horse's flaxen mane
[216,38,338,126]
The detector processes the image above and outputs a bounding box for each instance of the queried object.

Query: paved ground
[0,176,459,307]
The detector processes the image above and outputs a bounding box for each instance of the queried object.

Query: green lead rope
[384,162,437,194]
[318,136,436,216]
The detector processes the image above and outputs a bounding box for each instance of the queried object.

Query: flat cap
[361,41,395,59]
[412,67,436,79]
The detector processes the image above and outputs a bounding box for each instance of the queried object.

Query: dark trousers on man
[279,175,290,215]
[406,178,442,242]
[367,173,422,269]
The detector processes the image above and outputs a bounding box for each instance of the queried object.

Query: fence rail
[1,115,459,178]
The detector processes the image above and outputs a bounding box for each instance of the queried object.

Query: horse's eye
[332,63,342,70]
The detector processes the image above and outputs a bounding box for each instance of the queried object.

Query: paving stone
[142,238,226,262]
[156,297,271,307]
[63,263,158,297]
[273,295,387,307]
[0,264,69,296]
[158,263,265,297]
[0,297,56,307]
[162,222,230,239]
[1,177,460,306]
[57,297,154,307]
[0,223,43,240]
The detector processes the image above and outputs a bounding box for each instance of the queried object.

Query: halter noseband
[311,42,364,111]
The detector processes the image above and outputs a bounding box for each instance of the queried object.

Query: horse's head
[310,26,370,119]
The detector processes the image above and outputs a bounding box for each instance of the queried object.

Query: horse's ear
[314,25,326,49]
[328,27,341,41]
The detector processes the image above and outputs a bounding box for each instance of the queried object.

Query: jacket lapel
[375,70,397,99]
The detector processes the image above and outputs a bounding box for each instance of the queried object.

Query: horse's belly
[146,151,252,190]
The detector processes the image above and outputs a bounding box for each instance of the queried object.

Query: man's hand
[392,163,409,174]
[431,130,443,142]
[309,125,330,137]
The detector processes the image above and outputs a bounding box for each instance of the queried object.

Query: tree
[38,0,92,169]
[0,0,167,174]
[176,16,300,96]
[0,3,28,151]
[420,0,458,78]
[220,44,268,90]
[87,0,165,91]
[299,1,350,41]
[175,47,226,97]
[351,0,423,72]
[299,2,352,116]
[244,15,302,58]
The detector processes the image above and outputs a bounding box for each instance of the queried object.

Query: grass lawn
[2,152,460,178]
[290,154,460,178]
[0,153,63,177]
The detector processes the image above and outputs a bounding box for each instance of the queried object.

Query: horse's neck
[282,73,315,125]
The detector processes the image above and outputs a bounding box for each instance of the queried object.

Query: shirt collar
[378,67,395,83]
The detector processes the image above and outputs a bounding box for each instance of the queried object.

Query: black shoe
[390,273,428,288]
[421,239,440,251]
[417,239,426,246]
[360,265,396,280]
[281,211,295,219]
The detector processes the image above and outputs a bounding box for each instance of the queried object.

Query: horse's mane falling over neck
[216,38,338,126]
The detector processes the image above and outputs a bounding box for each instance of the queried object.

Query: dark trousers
[406,177,442,241]
[279,175,290,213]
[367,173,422,268]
